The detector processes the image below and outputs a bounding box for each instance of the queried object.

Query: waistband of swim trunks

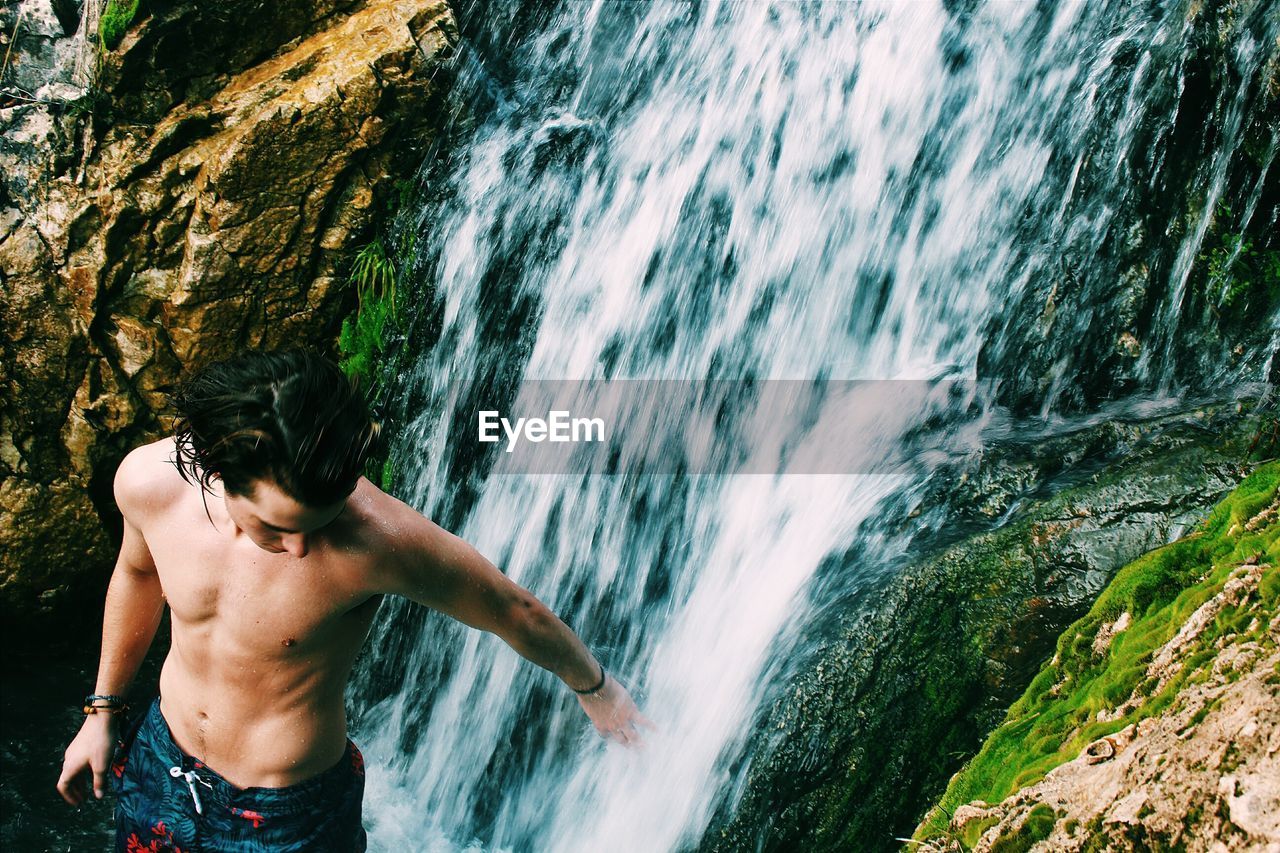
[143,696,361,815]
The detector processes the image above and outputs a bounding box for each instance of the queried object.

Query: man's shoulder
[114,437,185,521]
[346,477,427,541]
[343,478,445,576]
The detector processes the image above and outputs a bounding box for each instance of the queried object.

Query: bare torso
[133,438,388,787]
[56,429,641,815]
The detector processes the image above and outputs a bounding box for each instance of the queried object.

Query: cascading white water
[349,1,1277,849]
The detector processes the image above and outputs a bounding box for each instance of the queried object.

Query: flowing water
[349,1,1278,850]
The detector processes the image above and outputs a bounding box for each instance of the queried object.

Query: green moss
[959,815,1000,847]
[1079,815,1108,853]
[915,461,1279,842]
[988,804,1058,853]
[99,0,141,50]
[1183,802,1204,833]
[706,411,1266,853]
[337,293,393,387]
[376,455,398,492]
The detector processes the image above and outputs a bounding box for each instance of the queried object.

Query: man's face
[223,477,347,558]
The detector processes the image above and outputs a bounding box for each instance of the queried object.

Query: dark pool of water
[2,636,165,851]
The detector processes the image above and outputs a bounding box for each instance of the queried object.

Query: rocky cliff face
[915,460,1278,851]
[0,0,456,643]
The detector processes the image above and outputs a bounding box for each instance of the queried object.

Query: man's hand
[57,715,119,806]
[577,676,656,747]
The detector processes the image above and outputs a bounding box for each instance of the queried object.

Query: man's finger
[56,770,81,806]
[626,722,648,750]
[636,713,658,732]
[93,767,107,799]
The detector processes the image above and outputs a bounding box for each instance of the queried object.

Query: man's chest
[147,528,372,651]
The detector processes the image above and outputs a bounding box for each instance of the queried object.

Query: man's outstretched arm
[374,498,655,746]
[58,450,167,805]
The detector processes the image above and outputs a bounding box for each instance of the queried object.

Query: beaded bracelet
[83,693,128,715]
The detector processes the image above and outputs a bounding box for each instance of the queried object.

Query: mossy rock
[701,405,1258,853]
[988,804,1059,853]
[914,459,1278,844]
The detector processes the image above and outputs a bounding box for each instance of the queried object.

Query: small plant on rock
[98,0,141,51]
[338,238,398,385]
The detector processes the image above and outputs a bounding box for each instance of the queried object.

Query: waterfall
[349,1,1278,849]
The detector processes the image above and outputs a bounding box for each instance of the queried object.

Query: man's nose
[283,534,308,558]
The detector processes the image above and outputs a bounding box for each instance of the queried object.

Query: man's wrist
[83,709,122,727]
[569,660,607,695]
[83,691,129,718]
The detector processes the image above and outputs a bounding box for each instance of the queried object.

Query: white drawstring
[169,765,213,815]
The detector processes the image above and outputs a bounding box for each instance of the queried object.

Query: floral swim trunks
[111,697,367,852]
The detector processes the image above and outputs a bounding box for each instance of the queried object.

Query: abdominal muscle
[157,618,361,789]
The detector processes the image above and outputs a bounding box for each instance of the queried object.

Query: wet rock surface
[0,622,169,850]
[976,0,1279,416]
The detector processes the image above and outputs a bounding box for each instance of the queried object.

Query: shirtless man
[57,349,649,851]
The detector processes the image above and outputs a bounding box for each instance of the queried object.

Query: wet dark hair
[171,349,380,506]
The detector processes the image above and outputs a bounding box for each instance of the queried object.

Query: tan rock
[1220,769,1280,839]
[946,644,1280,851]
[0,0,456,636]
[0,475,114,633]
[1092,610,1131,655]
[1145,563,1264,692]
[950,802,997,832]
